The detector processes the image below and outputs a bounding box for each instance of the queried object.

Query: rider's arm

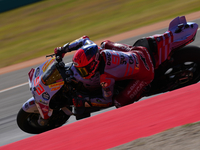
[64,35,94,52]
[54,35,95,57]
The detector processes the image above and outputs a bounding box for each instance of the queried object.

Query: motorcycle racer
[54,36,154,108]
[17,16,200,134]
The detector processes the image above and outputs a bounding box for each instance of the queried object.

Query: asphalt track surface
[0,18,200,147]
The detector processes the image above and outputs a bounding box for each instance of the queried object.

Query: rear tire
[150,45,200,94]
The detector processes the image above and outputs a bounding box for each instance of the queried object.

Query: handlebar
[46,54,55,58]
[46,53,64,64]
[46,42,70,63]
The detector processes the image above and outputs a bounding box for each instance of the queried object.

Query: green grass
[182,121,200,128]
[0,0,200,68]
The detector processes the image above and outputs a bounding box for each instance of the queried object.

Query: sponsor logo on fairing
[35,84,45,96]
[29,100,35,105]
[48,81,64,88]
[33,76,45,96]
[42,92,50,100]
[42,106,48,112]
[51,86,61,91]
[35,67,40,77]
[39,99,48,105]
[42,59,54,72]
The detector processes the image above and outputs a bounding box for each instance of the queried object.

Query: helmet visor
[77,67,89,77]
[76,60,96,78]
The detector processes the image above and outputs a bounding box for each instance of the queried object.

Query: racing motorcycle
[17,16,200,134]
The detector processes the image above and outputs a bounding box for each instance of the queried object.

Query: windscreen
[42,62,63,85]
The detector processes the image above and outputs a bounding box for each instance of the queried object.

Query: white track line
[0,27,200,94]
[0,82,28,94]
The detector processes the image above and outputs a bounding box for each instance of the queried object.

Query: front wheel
[17,108,71,134]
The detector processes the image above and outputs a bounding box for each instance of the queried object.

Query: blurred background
[0,0,200,68]
[0,0,200,147]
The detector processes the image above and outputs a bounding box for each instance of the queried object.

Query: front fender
[22,97,39,113]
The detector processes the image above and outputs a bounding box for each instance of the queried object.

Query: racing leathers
[100,40,154,107]
[55,36,154,108]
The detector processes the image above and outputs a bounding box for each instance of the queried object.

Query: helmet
[72,44,100,79]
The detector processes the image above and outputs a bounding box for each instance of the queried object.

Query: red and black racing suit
[64,36,154,107]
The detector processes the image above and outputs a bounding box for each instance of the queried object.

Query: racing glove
[54,43,70,58]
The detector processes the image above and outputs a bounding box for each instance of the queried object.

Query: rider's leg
[114,46,154,107]
[114,80,147,107]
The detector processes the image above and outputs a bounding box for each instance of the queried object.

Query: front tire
[17,108,71,134]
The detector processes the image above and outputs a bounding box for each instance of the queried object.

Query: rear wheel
[17,108,71,134]
[149,45,200,95]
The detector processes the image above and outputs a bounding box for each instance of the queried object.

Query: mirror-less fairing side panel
[22,97,39,113]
